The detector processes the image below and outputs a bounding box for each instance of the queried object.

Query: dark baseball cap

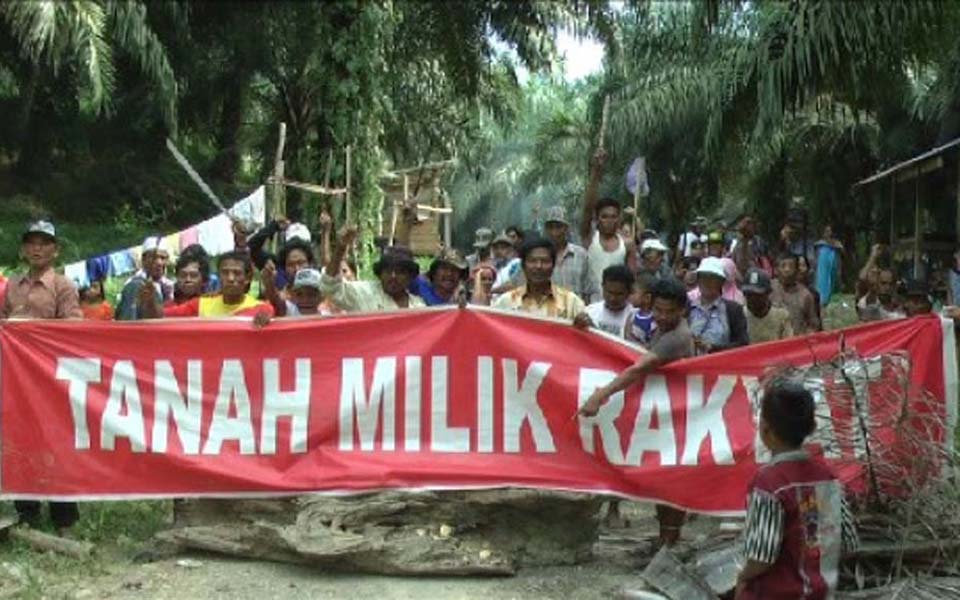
[741,268,772,294]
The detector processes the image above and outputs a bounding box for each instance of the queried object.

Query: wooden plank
[384,158,457,176]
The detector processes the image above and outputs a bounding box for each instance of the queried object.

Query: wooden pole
[345,145,352,223]
[323,148,334,190]
[956,154,960,252]
[390,174,407,245]
[914,166,922,278]
[597,95,611,150]
[633,171,642,239]
[889,180,895,248]
[271,122,287,254]
[442,190,452,250]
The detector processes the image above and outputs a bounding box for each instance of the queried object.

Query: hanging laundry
[129,245,143,271]
[86,255,112,282]
[108,249,137,276]
[162,232,181,260]
[179,226,200,251]
[64,261,89,289]
[229,186,266,230]
[197,213,234,256]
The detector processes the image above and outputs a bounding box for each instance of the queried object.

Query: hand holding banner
[0,309,954,514]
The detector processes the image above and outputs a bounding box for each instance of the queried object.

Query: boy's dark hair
[506,225,525,241]
[518,237,557,265]
[218,250,253,276]
[650,277,687,307]
[278,239,315,270]
[175,252,210,282]
[635,272,657,291]
[595,197,622,216]
[602,265,635,288]
[761,381,816,447]
[777,253,799,267]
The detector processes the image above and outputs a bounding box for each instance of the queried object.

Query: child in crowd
[628,273,656,346]
[284,268,330,316]
[736,381,858,599]
[79,278,114,320]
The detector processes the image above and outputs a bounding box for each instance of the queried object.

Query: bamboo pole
[345,145,352,223]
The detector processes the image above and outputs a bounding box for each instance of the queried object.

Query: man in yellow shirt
[493,238,589,323]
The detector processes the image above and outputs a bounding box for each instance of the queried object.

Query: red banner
[1,308,956,514]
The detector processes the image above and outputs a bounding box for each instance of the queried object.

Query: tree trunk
[211,72,248,183]
[158,490,603,576]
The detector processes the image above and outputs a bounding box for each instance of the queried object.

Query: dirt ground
[2,503,730,600]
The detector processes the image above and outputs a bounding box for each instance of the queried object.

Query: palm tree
[595,0,957,238]
[1,0,178,123]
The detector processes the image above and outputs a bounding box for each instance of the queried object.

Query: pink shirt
[0,268,82,320]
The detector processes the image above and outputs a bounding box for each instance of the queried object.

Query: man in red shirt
[139,250,272,320]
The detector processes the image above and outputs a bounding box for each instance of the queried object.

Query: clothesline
[63,186,266,289]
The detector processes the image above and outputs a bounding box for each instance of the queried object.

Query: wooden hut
[379,159,456,256]
[853,137,960,290]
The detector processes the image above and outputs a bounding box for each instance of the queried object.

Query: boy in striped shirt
[736,382,858,599]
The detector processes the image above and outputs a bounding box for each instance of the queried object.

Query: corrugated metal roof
[853,137,960,188]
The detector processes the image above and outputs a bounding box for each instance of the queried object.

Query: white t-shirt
[677,231,707,257]
[586,301,634,338]
[587,231,626,303]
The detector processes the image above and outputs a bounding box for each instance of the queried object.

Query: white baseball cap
[142,235,169,254]
[285,223,312,243]
[640,239,668,254]
[696,256,727,280]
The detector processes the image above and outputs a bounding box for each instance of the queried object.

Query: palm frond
[106,0,178,126]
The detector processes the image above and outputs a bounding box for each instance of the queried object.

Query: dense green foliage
[0,1,611,257]
[2,0,960,268]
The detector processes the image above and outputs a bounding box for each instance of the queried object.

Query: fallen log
[9,527,94,559]
[0,515,17,537]
[158,489,603,576]
[837,577,960,599]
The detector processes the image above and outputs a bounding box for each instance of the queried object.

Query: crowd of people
[1,154,957,598]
